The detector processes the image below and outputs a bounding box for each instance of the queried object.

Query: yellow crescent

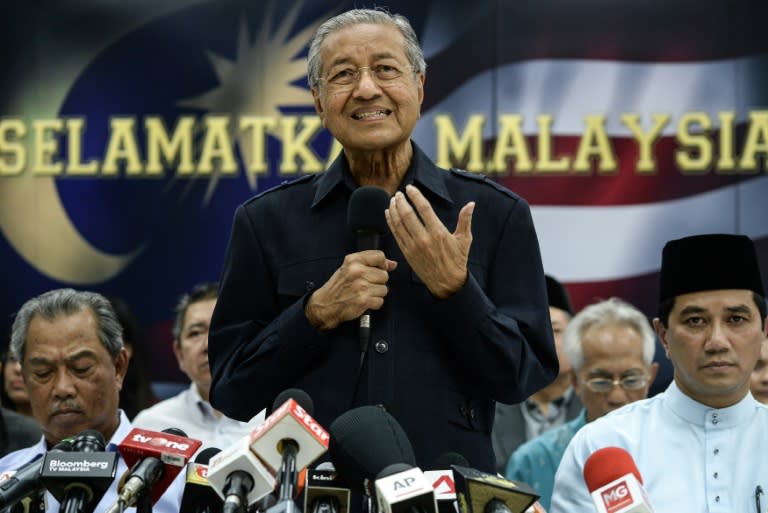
[0,0,206,285]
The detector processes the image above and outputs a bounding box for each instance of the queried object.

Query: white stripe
[413,56,768,157]
[530,176,768,282]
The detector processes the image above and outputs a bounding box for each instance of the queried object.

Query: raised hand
[385,184,474,299]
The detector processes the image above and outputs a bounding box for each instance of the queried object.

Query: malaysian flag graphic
[413,0,768,314]
[0,0,766,381]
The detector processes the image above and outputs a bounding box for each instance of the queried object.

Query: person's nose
[605,384,629,407]
[352,68,381,97]
[52,369,77,399]
[704,320,730,353]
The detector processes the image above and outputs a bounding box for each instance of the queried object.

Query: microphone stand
[266,441,298,513]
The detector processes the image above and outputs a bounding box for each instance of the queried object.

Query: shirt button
[304,281,315,292]
[374,340,389,354]
[714,448,719,455]
[715,496,720,502]
[469,408,477,419]
[713,472,718,479]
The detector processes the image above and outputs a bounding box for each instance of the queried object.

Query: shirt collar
[311,142,454,208]
[186,383,217,419]
[665,380,759,427]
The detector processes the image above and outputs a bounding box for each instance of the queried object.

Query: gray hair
[563,297,656,371]
[10,288,124,362]
[172,282,218,342]
[307,8,427,88]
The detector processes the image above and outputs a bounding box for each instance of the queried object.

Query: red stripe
[563,235,768,315]
[487,131,761,206]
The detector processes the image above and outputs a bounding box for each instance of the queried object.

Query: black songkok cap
[659,233,765,303]
[546,274,574,315]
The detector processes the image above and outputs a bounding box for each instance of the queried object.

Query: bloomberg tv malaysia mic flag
[39,451,119,505]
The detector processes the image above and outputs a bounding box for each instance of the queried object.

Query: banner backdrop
[1,0,767,383]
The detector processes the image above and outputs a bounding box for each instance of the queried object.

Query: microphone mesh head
[347,186,391,234]
[582,446,643,492]
[376,462,413,480]
[328,405,416,487]
[162,427,189,437]
[273,388,314,416]
[72,429,106,452]
[195,447,221,464]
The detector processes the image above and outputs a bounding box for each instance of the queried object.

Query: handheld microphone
[375,463,437,513]
[206,436,276,513]
[0,439,74,510]
[304,462,351,513]
[179,447,222,513]
[451,465,539,513]
[253,389,329,513]
[347,186,391,352]
[106,427,202,513]
[40,430,118,513]
[583,447,653,513]
[425,453,469,513]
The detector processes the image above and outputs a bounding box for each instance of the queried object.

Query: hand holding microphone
[305,187,394,338]
[583,447,653,513]
[347,186,392,351]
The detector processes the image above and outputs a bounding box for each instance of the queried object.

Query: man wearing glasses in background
[505,297,657,511]
[551,234,768,513]
[209,8,557,472]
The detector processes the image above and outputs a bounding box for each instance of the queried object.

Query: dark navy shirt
[209,142,557,472]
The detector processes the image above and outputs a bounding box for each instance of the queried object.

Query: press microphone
[180,447,222,513]
[328,405,418,513]
[40,430,118,513]
[583,447,653,513]
[206,436,276,513]
[0,439,74,510]
[375,463,437,513]
[106,427,202,513]
[304,462,351,513]
[347,186,391,352]
[425,453,469,513]
[451,465,539,513]
[253,389,329,513]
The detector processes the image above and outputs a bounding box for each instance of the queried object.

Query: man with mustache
[551,234,768,513]
[132,282,264,447]
[0,289,185,513]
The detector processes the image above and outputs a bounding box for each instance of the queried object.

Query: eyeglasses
[585,375,649,393]
[320,64,416,90]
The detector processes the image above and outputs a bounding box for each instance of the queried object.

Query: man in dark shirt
[209,8,557,472]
